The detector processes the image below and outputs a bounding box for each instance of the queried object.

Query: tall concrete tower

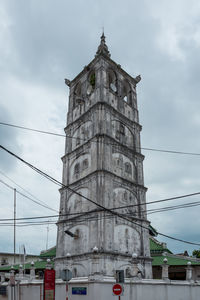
[55,34,152,279]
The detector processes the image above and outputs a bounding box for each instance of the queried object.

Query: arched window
[76,137,80,146]
[125,228,129,249]
[87,71,96,95]
[72,268,77,277]
[122,81,132,106]
[74,228,80,239]
[74,163,80,175]
[74,83,81,97]
[116,123,125,140]
[82,159,89,170]
[120,124,125,135]
[73,83,82,108]
[132,164,137,181]
[108,69,117,92]
[125,267,131,278]
[125,162,132,175]
[124,192,128,201]
[116,156,123,167]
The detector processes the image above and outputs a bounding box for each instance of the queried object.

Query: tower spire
[96,32,111,57]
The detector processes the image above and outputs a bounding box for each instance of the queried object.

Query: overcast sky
[1,0,200,256]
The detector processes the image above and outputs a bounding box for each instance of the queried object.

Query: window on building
[108,69,117,93]
[125,267,131,278]
[122,81,132,106]
[124,191,128,200]
[87,72,96,95]
[73,83,82,108]
[124,95,128,102]
[72,268,77,277]
[125,162,132,175]
[115,131,120,140]
[74,228,80,239]
[74,163,80,175]
[76,137,80,146]
[90,73,96,88]
[82,159,89,170]
[81,126,85,134]
[120,124,125,135]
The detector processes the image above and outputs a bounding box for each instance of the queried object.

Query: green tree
[192,250,200,258]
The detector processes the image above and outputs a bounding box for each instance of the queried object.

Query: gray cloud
[0,105,21,171]
[1,0,200,254]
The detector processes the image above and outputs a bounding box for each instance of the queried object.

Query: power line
[2,166,199,214]
[0,122,65,137]
[62,199,200,223]
[0,170,58,213]
[0,199,199,233]
[0,187,199,221]
[1,144,200,246]
[0,178,58,213]
[2,196,200,226]
[0,194,199,229]
[147,201,200,215]
[1,198,199,226]
[1,121,200,156]
[0,222,56,227]
[111,191,200,211]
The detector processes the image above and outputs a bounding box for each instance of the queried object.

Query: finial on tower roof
[96,32,111,58]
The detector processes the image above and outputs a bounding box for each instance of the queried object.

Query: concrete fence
[0,259,199,300]
[1,277,200,300]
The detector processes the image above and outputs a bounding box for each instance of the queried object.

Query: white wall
[5,277,200,300]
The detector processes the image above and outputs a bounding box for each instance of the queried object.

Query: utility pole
[46,222,49,250]
[14,188,16,264]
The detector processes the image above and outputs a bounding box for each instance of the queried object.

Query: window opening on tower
[74,163,80,174]
[87,72,96,95]
[73,82,82,108]
[82,159,89,170]
[108,69,117,93]
[122,81,132,106]
[125,162,132,175]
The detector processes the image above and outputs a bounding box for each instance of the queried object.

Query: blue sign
[72,287,87,295]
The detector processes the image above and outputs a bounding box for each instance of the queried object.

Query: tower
[55,34,152,279]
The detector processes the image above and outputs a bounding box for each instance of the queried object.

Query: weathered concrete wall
[67,278,200,300]
[5,278,200,300]
[6,280,66,300]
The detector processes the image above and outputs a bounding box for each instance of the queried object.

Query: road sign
[112,283,123,296]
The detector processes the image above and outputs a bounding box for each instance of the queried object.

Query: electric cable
[0,191,199,221]
[147,201,200,214]
[0,178,58,213]
[1,121,200,156]
[0,199,200,228]
[111,191,200,211]
[1,144,200,246]
[0,170,58,213]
